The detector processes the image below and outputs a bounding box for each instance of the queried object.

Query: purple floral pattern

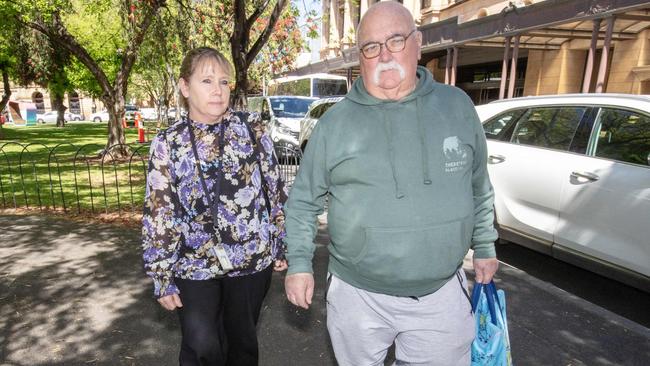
[142,110,288,298]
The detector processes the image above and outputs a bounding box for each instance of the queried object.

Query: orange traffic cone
[137,112,146,143]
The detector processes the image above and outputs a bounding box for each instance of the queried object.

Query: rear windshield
[270,98,316,118]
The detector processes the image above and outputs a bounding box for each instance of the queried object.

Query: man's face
[358,11,421,99]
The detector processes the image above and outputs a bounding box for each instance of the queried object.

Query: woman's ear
[179,78,190,98]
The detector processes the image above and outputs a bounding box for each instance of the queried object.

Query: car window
[262,99,270,115]
[510,107,587,150]
[593,108,650,166]
[309,104,326,119]
[483,109,525,140]
[320,102,336,117]
[270,98,316,118]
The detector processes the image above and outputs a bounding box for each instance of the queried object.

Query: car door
[555,107,650,277]
[484,106,589,248]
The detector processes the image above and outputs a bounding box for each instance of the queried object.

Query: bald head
[355,1,422,100]
[357,2,416,46]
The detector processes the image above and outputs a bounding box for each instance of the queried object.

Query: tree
[131,0,306,116]
[2,0,165,156]
[129,2,186,125]
[0,11,20,139]
[0,41,12,139]
[12,27,75,128]
[230,0,289,109]
[0,35,13,120]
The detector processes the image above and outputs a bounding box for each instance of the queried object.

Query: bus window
[313,79,347,97]
[268,74,348,98]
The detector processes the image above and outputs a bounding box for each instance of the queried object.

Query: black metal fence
[0,142,302,216]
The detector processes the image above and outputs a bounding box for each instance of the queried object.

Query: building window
[69,92,81,115]
[422,0,432,8]
[32,92,45,114]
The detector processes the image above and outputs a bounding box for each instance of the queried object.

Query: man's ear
[179,78,190,98]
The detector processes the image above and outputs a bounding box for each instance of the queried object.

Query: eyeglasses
[359,29,417,59]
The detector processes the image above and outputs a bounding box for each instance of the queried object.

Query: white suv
[299,96,343,152]
[248,96,317,158]
[476,94,650,292]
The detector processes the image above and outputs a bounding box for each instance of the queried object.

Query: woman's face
[179,58,231,124]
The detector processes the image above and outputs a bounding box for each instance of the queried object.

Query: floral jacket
[142,110,288,298]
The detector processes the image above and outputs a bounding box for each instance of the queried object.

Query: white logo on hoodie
[443,136,469,173]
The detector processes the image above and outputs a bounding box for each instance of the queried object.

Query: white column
[343,0,355,48]
[329,0,341,57]
[320,0,331,59]
[595,17,615,93]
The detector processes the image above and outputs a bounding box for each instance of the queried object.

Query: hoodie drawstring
[383,110,405,199]
[416,97,432,185]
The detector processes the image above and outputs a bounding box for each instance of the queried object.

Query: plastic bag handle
[471,281,499,326]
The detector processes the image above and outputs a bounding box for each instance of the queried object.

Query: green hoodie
[285,66,497,296]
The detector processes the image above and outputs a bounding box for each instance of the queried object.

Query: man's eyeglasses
[359,29,417,59]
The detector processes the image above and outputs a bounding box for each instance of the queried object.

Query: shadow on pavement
[1,214,648,365]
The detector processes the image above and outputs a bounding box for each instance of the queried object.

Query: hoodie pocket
[353,218,470,287]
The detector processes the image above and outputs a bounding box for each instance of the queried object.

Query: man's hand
[284,272,314,309]
[473,257,499,284]
[158,293,183,311]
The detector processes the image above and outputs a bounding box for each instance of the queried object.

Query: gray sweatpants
[326,270,474,366]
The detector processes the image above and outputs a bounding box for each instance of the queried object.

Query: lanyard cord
[186,119,226,232]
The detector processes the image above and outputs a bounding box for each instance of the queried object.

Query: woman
[142,47,288,366]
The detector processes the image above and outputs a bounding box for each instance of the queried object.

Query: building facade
[3,84,98,123]
[292,0,650,105]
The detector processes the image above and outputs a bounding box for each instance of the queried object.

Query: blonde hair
[178,47,233,111]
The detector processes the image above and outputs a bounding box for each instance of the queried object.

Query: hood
[345,66,439,198]
[276,117,302,132]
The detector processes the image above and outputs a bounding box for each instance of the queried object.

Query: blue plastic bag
[470,281,512,366]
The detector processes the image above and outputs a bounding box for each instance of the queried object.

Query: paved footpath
[1,213,649,366]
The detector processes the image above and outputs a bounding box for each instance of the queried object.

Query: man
[284,2,499,365]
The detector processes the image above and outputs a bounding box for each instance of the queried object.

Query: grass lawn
[0,122,156,215]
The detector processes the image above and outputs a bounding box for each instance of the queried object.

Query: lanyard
[186,118,233,272]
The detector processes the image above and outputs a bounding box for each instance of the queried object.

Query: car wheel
[93,117,101,122]
[74,117,81,121]
[38,119,45,124]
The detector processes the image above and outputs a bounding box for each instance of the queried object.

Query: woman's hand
[273,259,288,272]
[158,294,183,311]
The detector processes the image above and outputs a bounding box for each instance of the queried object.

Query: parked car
[91,105,140,124]
[36,111,82,123]
[90,110,110,122]
[140,108,158,121]
[164,107,187,124]
[299,96,344,152]
[476,93,650,292]
[248,96,317,158]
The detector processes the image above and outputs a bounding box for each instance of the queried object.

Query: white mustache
[373,61,406,85]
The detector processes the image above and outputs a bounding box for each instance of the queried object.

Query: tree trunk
[0,68,10,113]
[230,0,288,110]
[103,95,128,158]
[51,92,66,127]
[166,62,180,123]
[0,67,11,139]
[233,70,249,110]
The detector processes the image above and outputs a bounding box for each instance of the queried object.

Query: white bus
[267,73,348,98]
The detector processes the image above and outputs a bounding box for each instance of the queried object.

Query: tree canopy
[0,0,317,149]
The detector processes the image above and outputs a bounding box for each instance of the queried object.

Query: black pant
[175,266,273,366]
